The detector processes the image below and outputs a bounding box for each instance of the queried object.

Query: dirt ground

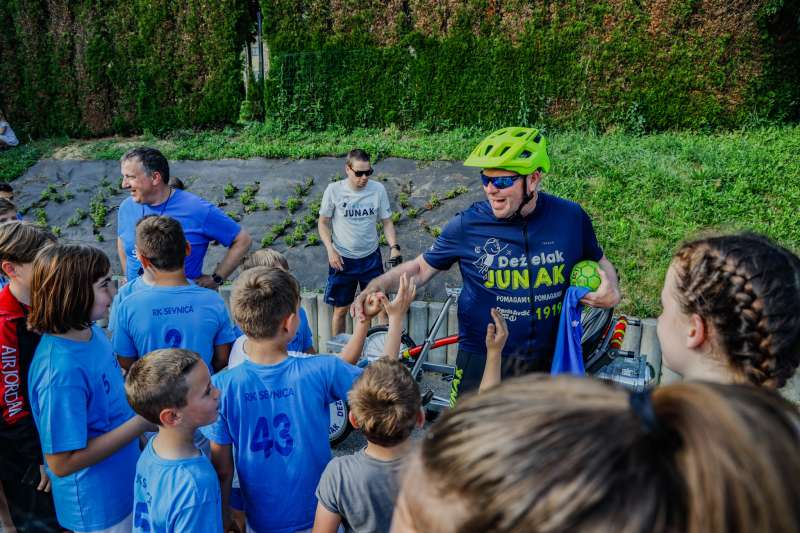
[14,157,485,298]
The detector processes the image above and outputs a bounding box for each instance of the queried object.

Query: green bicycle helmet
[464,127,551,175]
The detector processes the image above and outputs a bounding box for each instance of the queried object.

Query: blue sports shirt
[28,325,140,531]
[423,194,603,361]
[117,188,241,281]
[112,284,237,371]
[551,286,592,375]
[108,275,152,332]
[132,437,223,533]
[202,356,362,533]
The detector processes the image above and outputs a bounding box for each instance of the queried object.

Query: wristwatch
[391,244,401,251]
[211,272,225,285]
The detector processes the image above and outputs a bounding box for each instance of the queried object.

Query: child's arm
[45,415,153,477]
[480,308,508,393]
[212,343,232,373]
[210,442,235,532]
[338,293,385,365]
[312,503,343,533]
[380,273,416,358]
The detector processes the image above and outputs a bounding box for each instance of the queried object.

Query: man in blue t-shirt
[118,147,252,289]
[353,128,621,403]
[113,216,236,373]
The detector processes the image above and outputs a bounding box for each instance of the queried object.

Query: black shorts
[324,248,384,307]
[449,349,552,407]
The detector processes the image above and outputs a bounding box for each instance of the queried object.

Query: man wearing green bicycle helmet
[353,128,620,402]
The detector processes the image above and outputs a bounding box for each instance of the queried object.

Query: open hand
[327,247,344,271]
[363,292,387,321]
[381,273,416,320]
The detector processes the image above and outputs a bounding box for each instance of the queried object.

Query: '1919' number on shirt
[250,413,294,458]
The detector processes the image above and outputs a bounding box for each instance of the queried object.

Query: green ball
[570,260,601,291]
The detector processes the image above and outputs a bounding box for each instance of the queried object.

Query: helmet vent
[514,131,525,137]
[534,134,542,143]
[499,146,510,156]
[520,150,531,159]
[483,144,494,156]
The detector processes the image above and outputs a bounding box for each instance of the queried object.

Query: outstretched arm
[480,308,508,392]
[352,255,440,322]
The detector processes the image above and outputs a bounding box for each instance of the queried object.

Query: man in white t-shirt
[318,149,401,335]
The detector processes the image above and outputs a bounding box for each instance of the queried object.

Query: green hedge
[262,0,800,132]
[0,0,253,138]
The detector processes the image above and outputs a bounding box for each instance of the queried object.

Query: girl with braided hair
[391,375,800,533]
[657,233,800,388]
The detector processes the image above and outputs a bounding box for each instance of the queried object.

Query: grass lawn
[2,123,798,316]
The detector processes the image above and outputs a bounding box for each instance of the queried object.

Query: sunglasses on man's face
[480,172,521,189]
[350,167,374,178]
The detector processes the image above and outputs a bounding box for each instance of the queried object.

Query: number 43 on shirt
[250,414,294,458]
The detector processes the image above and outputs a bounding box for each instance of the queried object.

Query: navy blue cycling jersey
[423,193,603,361]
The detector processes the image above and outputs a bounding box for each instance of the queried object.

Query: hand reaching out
[381,273,416,320]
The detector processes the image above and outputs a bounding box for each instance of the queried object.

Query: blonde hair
[231,266,299,339]
[399,375,800,533]
[241,248,289,271]
[0,221,55,266]
[348,358,420,446]
[125,349,201,425]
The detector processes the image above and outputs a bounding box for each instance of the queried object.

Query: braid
[673,234,800,389]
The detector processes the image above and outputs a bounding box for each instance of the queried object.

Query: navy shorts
[324,248,384,308]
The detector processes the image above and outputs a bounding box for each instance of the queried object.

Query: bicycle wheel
[362,326,417,365]
[329,399,351,446]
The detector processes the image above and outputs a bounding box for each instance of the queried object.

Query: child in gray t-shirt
[314,282,422,533]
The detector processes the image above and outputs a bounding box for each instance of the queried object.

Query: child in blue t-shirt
[113,215,236,373]
[202,267,366,533]
[27,244,153,533]
[125,348,223,533]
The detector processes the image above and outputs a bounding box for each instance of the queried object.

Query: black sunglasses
[350,167,374,177]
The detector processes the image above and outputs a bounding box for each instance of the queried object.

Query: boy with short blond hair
[229,249,314,368]
[125,348,222,533]
[0,222,56,531]
[113,215,236,372]
[203,267,364,533]
[313,276,419,533]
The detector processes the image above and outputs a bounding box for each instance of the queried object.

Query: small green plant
[66,208,87,227]
[96,234,105,242]
[286,196,302,214]
[291,226,306,243]
[427,192,441,209]
[454,185,469,195]
[34,208,47,226]
[398,192,410,208]
[223,181,238,199]
[89,192,107,228]
[39,184,58,203]
[309,199,322,218]
[261,233,275,247]
[307,234,320,246]
[64,190,75,201]
[281,216,294,230]
[303,214,316,227]
[330,173,343,182]
[256,201,270,211]
[406,208,419,218]
[51,226,62,237]
[240,183,259,205]
[226,211,241,221]
[379,232,388,246]
[273,198,284,209]
[284,234,297,247]
[391,212,401,223]
[100,177,112,189]
[243,204,257,214]
[429,225,442,238]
